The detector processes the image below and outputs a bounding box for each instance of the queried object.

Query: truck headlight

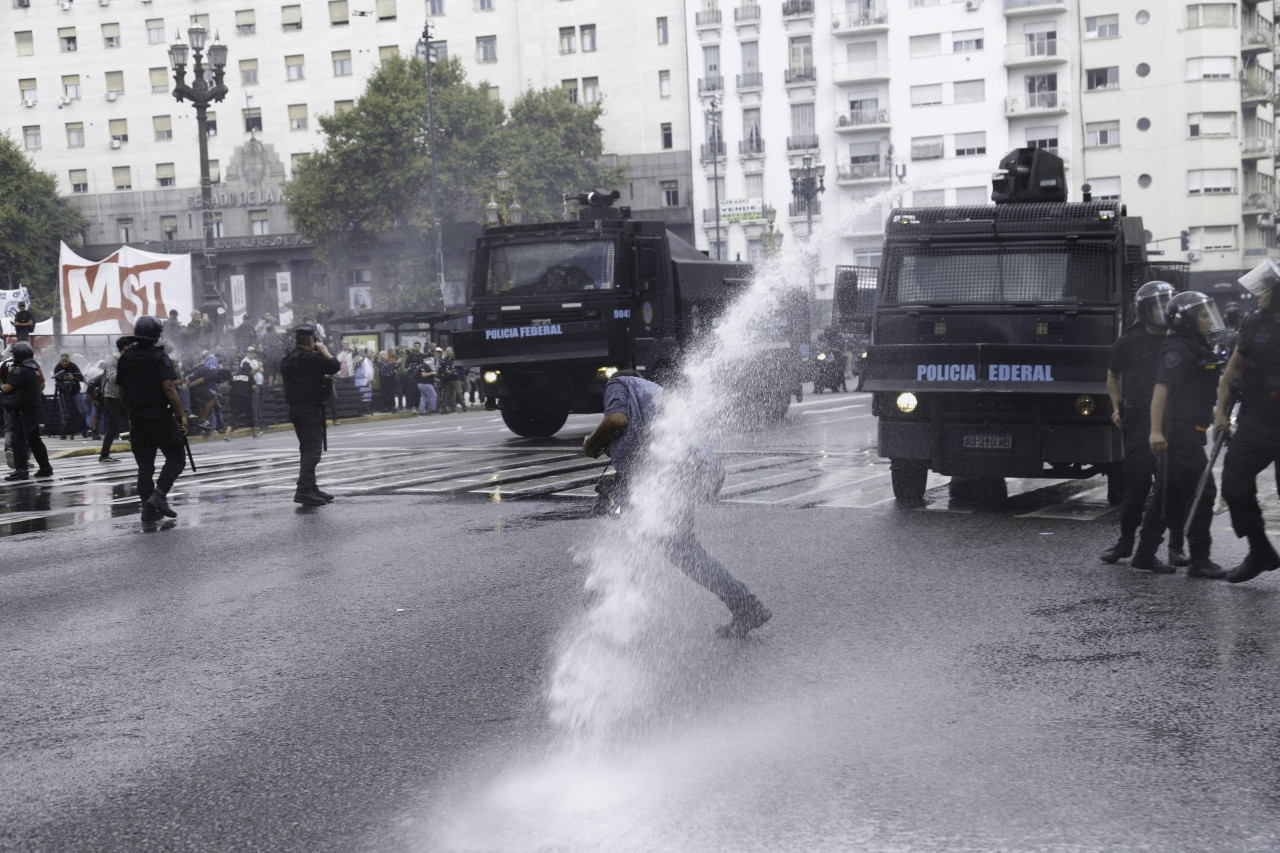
[1074,395,1095,416]
[896,392,918,414]
[816,352,827,361]
[483,370,500,384]
[598,366,618,378]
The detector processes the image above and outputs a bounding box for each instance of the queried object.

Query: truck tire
[890,458,929,506]
[500,405,569,438]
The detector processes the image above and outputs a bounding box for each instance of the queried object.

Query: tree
[0,133,91,319]
[286,55,622,312]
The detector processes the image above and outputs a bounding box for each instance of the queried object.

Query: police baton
[320,403,328,452]
[1182,425,1228,541]
[177,414,198,472]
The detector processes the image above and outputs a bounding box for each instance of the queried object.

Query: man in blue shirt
[583,371,772,638]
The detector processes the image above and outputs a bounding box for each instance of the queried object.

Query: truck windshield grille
[484,240,617,295]
[884,244,1114,305]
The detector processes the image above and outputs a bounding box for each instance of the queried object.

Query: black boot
[145,492,177,518]
[1131,548,1174,574]
[1167,547,1190,568]
[715,596,773,639]
[293,489,327,507]
[311,487,335,502]
[4,470,28,482]
[1225,541,1280,584]
[1186,557,1227,580]
[1100,535,1134,564]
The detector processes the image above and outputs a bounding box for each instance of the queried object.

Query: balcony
[735,3,761,22]
[695,9,722,27]
[831,60,890,83]
[1242,70,1275,104]
[834,107,890,131]
[910,140,944,160]
[1242,136,1276,159]
[789,199,821,218]
[1004,38,1069,66]
[698,75,725,93]
[1004,90,1071,116]
[700,141,726,161]
[739,137,765,156]
[782,0,813,18]
[1242,18,1274,54]
[1003,0,1068,14]
[737,71,764,89]
[787,134,820,151]
[785,66,818,84]
[1243,191,1277,215]
[832,4,887,33]
[836,161,891,183]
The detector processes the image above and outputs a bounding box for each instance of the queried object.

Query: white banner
[275,271,294,327]
[59,243,193,335]
[0,286,31,323]
[230,274,247,327]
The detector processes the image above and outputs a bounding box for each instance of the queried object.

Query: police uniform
[116,328,187,520]
[279,328,340,505]
[1132,333,1223,574]
[1221,309,1280,581]
[1,347,52,480]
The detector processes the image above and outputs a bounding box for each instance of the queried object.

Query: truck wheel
[890,458,929,506]
[500,406,569,438]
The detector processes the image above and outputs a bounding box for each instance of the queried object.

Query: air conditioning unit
[22,98,36,107]
[58,96,68,106]
[106,92,118,102]
[110,139,121,149]
[17,0,30,7]
[60,1,71,9]
[965,0,981,8]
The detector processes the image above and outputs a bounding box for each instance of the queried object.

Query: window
[291,152,308,174]
[954,131,986,156]
[241,59,259,85]
[113,166,132,191]
[741,40,760,81]
[23,126,40,151]
[475,0,493,9]
[60,27,77,52]
[330,0,349,25]
[427,0,444,14]
[334,100,354,115]
[62,75,80,100]
[19,78,37,101]
[102,23,121,49]
[790,102,816,139]
[235,10,255,36]
[1187,4,1235,28]
[105,71,124,95]
[743,108,762,150]
[211,212,224,237]
[560,27,575,53]
[953,28,983,52]
[657,16,668,44]
[909,34,941,57]
[747,239,764,265]
[488,86,500,101]
[1193,225,1236,250]
[1086,121,1120,147]
[1025,125,1058,150]
[562,79,579,103]
[1085,14,1118,38]
[953,79,985,104]
[154,115,172,141]
[1086,67,1119,90]
[150,68,169,94]
[70,169,88,194]
[205,112,217,136]
[380,45,399,67]
[583,77,599,103]
[850,140,881,169]
[661,180,679,207]
[208,160,221,184]
[704,44,720,75]
[286,55,305,80]
[109,118,128,143]
[1188,169,1237,194]
[156,163,175,188]
[581,25,596,52]
[333,50,352,76]
[911,135,944,160]
[289,103,308,130]
[659,70,671,98]
[955,186,988,206]
[66,122,84,147]
[148,18,166,43]
[250,210,270,236]
[789,35,812,72]
[1188,112,1235,137]
[427,40,448,62]
[745,173,763,199]
[15,31,34,57]
[661,122,673,149]
[1187,57,1234,79]
[913,190,944,207]
[244,107,262,132]
[161,215,178,240]
[118,219,134,243]
[910,84,943,106]
[1087,176,1121,200]
[376,0,396,20]
[282,5,302,30]
[476,35,497,62]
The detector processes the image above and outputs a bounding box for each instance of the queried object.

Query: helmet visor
[1238,258,1280,297]
[1137,289,1174,326]
[1193,300,1226,336]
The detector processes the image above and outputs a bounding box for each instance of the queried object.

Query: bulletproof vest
[116,345,173,410]
[1238,312,1280,419]
[1163,336,1223,434]
[1118,327,1162,422]
[280,348,331,405]
[1,362,42,415]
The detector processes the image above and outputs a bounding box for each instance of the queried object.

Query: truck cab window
[485,241,617,295]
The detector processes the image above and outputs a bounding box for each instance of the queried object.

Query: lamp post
[707,95,723,260]
[416,22,446,296]
[790,155,825,303]
[169,24,228,336]
[762,204,783,259]
[485,168,524,226]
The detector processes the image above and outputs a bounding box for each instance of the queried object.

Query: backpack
[86,373,105,407]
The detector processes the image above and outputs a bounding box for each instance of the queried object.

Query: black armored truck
[859,148,1169,505]
[454,191,808,437]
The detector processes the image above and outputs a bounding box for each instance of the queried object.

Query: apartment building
[2,0,692,315]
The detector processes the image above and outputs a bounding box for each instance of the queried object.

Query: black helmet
[10,342,34,362]
[1135,281,1176,327]
[1223,301,1241,326]
[1166,291,1225,338]
[132,315,163,341]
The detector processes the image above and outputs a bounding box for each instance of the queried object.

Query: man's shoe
[1186,558,1227,580]
[140,502,163,523]
[1100,537,1134,564]
[144,492,177,519]
[34,467,53,479]
[4,449,12,470]
[715,600,773,639]
[99,456,120,463]
[293,490,327,507]
[311,487,335,502]
[1225,548,1280,584]
[4,471,28,482]
[1167,547,1190,568]
[1131,552,1175,574]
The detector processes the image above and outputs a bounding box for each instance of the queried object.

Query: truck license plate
[963,433,1013,450]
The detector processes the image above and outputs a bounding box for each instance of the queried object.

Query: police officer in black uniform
[279,325,340,506]
[1215,260,1280,583]
[1218,301,1243,359]
[0,342,53,481]
[1101,281,1184,564]
[1130,291,1228,578]
[115,315,188,523]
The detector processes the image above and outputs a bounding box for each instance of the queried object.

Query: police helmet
[1166,291,1225,338]
[132,315,163,342]
[294,324,316,344]
[10,342,34,363]
[1239,258,1280,297]
[1135,281,1176,327]
[1223,302,1242,327]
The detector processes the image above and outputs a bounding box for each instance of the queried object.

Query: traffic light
[1180,230,1190,252]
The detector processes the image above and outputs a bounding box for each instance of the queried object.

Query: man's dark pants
[1222,417,1280,548]
[128,412,185,501]
[289,404,325,490]
[99,398,126,458]
[1137,432,1213,559]
[6,410,50,471]
[1119,424,1184,551]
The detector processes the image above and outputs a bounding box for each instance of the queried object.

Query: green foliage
[285,55,623,312]
[0,133,91,318]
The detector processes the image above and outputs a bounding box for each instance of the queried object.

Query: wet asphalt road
[3,393,1279,853]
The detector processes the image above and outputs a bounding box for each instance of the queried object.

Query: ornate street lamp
[706,95,723,260]
[485,168,523,225]
[762,204,783,259]
[790,155,825,303]
[169,24,229,336]
[416,22,446,295]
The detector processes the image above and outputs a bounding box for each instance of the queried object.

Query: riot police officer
[1101,281,1184,565]
[279,325,340,506]
[1131,292,1228,578]
[115,315,188,522]
[1215,260,1280,583]
[0,342,53,481]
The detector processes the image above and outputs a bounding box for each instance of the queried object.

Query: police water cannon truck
[454,190,809,437]
[858,147,1164,504]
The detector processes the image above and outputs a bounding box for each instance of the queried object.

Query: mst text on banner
[59,243,194,335]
